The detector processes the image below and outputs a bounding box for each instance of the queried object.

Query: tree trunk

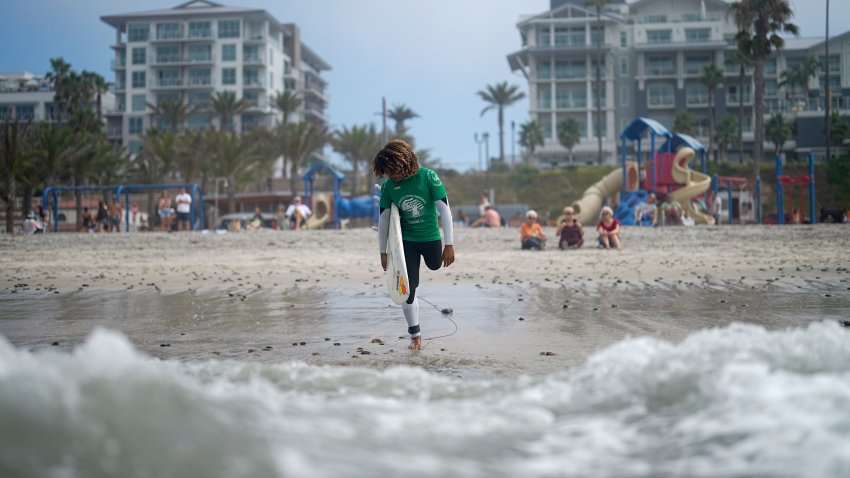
[227,174,237,214]
[498,107,505,163]
[288,162,300,198]
[738,65,745,165]
[595,7,604,165]
[3,176,14,233]
[753,58,765,180]
[75,189,82,230]
[22,185,34,220]
[147,191,156,230]
[708,88,715,162]
[351,161,360,197]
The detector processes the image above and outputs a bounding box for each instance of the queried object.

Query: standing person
[596,206,622,250]
[285,196,312,230]
[158,191,173,232]
[37,205,50,233]
[174,187,193,232]
[557,206,584,249]
[374,139,455,351]
[712,193,722,225]
[81,207,95,233]
[109,200,123,233]
[520,210,547,250]
[95,200,109,233]
[130,202,139,232]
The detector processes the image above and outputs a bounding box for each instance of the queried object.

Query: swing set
[775,152,815,225]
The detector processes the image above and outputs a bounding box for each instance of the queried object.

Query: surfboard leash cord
[417,296,458,340]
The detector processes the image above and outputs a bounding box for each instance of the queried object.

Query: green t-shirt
[379,167,447,242]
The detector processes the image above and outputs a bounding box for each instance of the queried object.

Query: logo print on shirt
[400,196,426,218]
[427,169,442,187]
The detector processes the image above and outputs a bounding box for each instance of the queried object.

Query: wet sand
[1,225,849,377]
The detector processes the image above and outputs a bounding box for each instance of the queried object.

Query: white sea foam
[1,323,850,478]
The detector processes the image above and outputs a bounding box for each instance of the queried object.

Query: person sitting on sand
[596,206,622,250]
[520,210,547,250]
[285,196,312,230]
[557,207,584,249]
[659,194,683,225]
[246,207,264,231]
[634,193,658,227]
[470,205,501,228]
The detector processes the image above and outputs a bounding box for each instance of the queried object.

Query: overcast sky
[0,0,841,171]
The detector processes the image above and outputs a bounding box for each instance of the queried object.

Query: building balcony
[528,43,613,54]
[111,60,127,70]
[304,107,328,124]
[635,40,726,51]
[107,126,123,139]
[243,56,266,65]
[150,78,184,90]
[243,32,266,43]
[152,55,214,66]
[186,76,214,88]
[243,78,266,89]
[303,86,328,104]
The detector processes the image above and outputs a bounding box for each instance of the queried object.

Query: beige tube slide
[571,168,624,225]
[669,147,715,225]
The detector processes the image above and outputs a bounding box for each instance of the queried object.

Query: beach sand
[1,225,848,377]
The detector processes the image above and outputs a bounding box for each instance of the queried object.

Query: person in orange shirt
[520,210,547,250]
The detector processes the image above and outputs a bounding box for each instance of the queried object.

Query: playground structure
[42,183,204,232]
[573,117,716,226]
[775,152,815,224]
[301,161,376,229]
[711,176,758,225]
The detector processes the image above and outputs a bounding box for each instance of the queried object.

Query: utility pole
[511,120,516,165]
[381,97,388,144]
[825,0,831,161]
[483,132,492,204]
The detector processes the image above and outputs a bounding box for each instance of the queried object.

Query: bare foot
[408,336,422,350]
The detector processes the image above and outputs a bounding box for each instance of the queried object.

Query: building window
[156,45,179,64]
[188,21,211,39]
[128,140,143,155]
[128,23,149,42]
[129,117,143,134]
[819,54,840,74]
[538,60,551,80]
[538,26,551,47]
[188,69,211,86]
[646,30,672,44]
[555,26,585,47]
[156,22,181,40]
[218,20,240,39]
[591,89,607,108]
[643,14,667,23]
[117,96,126,112]
[684,28,710,43]
[132,48,146,65]
[132,71,146,88]
[540,116,553,139]
[764,58,777,76]
[188,45,211,62]
[555,60,586,79]
[538,89,551,109]
[222,68,236,85]
[188,115,209,131]
[556,87,586,109]
[131,94,146,112]
[686,83,709,105]
[727,83,751,104]
[648,84,674,107]
[222,44,236,62]
[0,105,9,119]
[243,45,261,62]
[619,57,629,77]
[765,79,778,97]
[646,56,675,76]
[685,55,711,75]
[15,105,35,121]
[188,92,210,106]
[619,86,629,107]
[620,31,628,48]
[590,26,604,46]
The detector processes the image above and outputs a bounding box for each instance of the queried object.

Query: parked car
[217,212,279,231]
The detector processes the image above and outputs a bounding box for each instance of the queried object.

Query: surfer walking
[373,140,455,350]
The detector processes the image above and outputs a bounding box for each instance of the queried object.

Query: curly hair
[371,139,419,179]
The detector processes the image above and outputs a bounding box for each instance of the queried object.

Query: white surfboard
[385,203,410,304]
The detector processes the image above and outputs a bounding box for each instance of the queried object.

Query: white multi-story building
[0,71,115,130]
[509,0,850,166]
[101,0,330,155]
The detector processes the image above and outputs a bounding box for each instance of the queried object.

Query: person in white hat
[596,206,622,250]
[520,209,547,250]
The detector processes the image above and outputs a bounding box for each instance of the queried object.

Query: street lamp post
[483,132,492,203]
[474,133,485,171]
[511,121,516,165]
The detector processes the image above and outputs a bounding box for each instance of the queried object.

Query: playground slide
[305,193,332,229]
[669,147,715,225]
[571,168,624,225]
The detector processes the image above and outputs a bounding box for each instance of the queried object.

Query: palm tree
[207,130,274,213]
[82,71,110,120]
[700,63,724,161]
[207,91,251,133]
[557,117,581,164]
[275,121,328,196]
[827,110,850,151]
[32,124,78,188]
[725,49,753,164]
[272,90,302,126]
[729,0,799,177]
[715,115,740,163]
[477,82,526,163]
[140,132,181,182]
[765,113,791,155]
[674,111,698,136]
[45,58,71,124]
[387,104,420,135]
[1,120,39,232]
[518,120,544,162]
[333,124,381,196]
[586,0,609,164]
[146,97,197,134]
[779,65,803,102]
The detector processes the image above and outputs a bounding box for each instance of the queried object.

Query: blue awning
[620,117,672,141]
[658,133,706,153]
[301,161,346,182]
